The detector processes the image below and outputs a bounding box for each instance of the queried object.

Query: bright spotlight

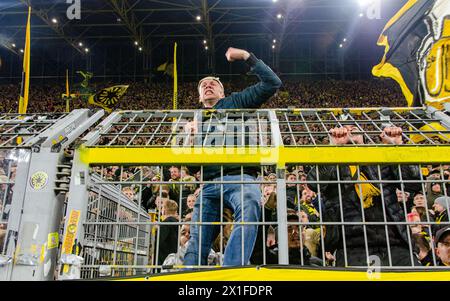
[203,40,207,44]
[20,49,24,53]
[85,48,89,53]
[51,18,58,24]
[78,42,83,47]
[134,41,139,46]
[272,45,275,49]
[11,43,16,48]
[272,0,278,2]
[339,44,343,48]
[277,14,282,19]
[359,12,364,17]
[358,0,368,6]
[273,39,277,43]
[343,38,347,42]
[138,47,143,51]
[196,15,201,21]
[205,46,208,50]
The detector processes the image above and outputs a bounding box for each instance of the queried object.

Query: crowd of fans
[0,78,406,113]
[89,159,450,270]
[1,78,449,274]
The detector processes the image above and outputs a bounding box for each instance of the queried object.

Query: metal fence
[60,107,450,279]
[0,110,103,281]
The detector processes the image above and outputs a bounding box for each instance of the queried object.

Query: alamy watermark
[66,0,81,20]
[367,255,382,280]
[360,0,382,20]
[170,115,274,160]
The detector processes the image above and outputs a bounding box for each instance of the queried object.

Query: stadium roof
[0,0,405,55]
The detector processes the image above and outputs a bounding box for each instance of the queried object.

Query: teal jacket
[213,57,282,109]
[201,55,282,180]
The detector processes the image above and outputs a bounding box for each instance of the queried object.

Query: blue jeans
[184,174,261,267]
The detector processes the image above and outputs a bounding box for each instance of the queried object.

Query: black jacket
[157,216,180,265]
[432,211,449,235]
[307,164,421,252]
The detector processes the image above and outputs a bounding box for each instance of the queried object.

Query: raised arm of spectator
[217,47,282,109]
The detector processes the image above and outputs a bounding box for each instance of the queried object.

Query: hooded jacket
[307,164,421,252]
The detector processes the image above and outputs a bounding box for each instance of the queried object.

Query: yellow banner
[61,210,81,255]
[409,122,450,143]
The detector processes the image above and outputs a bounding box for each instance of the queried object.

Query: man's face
[199,79,224,104]
[180,224,191,247]
[433,202,445,214]
[396,189,410,203]
[170,167,180,180]
[288,223,301,249]
[287,175,297,187]
[301,188,315,203]
[436,233,450,265]
[414,194,426,208]
[123,189,134,201]
[431,183,441,193]
[187,196,196,208]
[263,185,275,198]
[344,125,364,145]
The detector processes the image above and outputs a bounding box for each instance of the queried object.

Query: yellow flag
[409,123,450,144]
[65,69,70,112]
[157,62,168,72]
[88,85,129,113]
[173,42,178,110]
[18,6,31,114]
[372,0,450,108]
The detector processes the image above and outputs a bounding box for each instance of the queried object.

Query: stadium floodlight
[272,45,275,49]
[339,44,343,48]
[273,39,277,43]
[138,47,143,51]
[358,0,367,6]
[20,49,24,53]
[85,48,89,53]
[358,0,378,6]
[205,46,208,50]
[78,42,83,47]
[51,18,58,24]
[134,41,139,46]
[272,0,278,2]
[117,18,121,22]
[203,40,207,44]
[196,15,201,21]
[359,12,364,17]
[277,14,282,19]
[11,43,16,48]
[343,38,347,42]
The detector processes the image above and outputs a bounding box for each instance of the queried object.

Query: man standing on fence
[184,47,282,267]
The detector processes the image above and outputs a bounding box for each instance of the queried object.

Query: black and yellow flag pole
[17,6,31,145]
[173,42,178,110]
[65,69,70,112]
[171,42,178,145]
[18,6,31,114]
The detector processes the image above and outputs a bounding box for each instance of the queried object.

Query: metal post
[269,110,289,264]
[276,168,289,264]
